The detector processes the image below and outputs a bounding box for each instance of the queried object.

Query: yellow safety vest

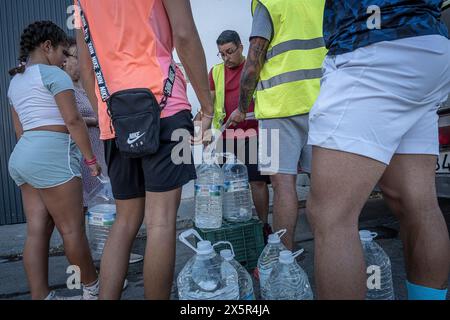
[251,0,327,119]
[211,63,226,129]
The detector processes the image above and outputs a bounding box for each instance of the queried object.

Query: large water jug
[194,153,223,229]
[220,249,255,300]
[177,229,239,300]
[87,176,116,261]
[265,249,313,300]
[360,230,395,300]
[222,153,252,223]
[257,229,287,299]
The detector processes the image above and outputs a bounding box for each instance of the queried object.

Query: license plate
[436,152,450,174]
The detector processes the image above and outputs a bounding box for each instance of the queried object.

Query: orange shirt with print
[75,0,191,140]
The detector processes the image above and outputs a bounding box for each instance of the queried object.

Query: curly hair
[9,21,69,76]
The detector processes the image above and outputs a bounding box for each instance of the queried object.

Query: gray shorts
[258,114,311,175]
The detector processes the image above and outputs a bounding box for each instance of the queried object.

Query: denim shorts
[9,131,82,189]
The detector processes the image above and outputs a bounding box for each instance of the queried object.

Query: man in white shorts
[307,0,450,300]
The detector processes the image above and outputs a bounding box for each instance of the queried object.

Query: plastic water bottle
[194,154,223,229]
[222,153,252,223]
[220,249,255,300]
[359,230,395,300]
[87,176,116,261]
[265,249,313,300]
[257,229,287,299]
[177,229,239,300]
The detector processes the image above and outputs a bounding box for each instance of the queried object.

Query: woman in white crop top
[7,21,100,300]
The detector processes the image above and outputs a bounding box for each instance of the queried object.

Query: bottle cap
[359,230,378,242]
[220,249,234,261]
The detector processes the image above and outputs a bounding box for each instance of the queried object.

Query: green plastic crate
[195,217,265,272]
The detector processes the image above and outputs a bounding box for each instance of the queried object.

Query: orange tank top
[75,0,191,140]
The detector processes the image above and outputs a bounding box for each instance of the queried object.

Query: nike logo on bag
[127,132,146,145]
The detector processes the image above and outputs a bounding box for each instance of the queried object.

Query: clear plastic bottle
[220,249,255,300]
[265,249,313,300]
[222,153,252,223]
[359,230,395,300]
[86,176,116,261]
[177,229,239,300]
[257,229,287,299]
[194,154,224,229]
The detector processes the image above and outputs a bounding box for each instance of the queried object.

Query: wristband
[84,156,97,166]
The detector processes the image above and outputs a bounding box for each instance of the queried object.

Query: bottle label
[224,179,249,192]
[195,184,223,197]
[87,212,116,227]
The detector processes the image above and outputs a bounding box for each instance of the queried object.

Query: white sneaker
[82,280,99,300]
[80,279,127,300]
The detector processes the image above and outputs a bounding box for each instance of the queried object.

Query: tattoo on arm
[238,37,269,113]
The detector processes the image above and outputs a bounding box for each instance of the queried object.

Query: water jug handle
[292,248,305,259]
[275,229,287,239]
[370,232,378,239]
[179,229,204,253]
[213,241,235,258]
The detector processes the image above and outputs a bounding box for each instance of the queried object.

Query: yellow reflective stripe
[266,38,325,60]
[256,68,322,91]
[260,47,327,81]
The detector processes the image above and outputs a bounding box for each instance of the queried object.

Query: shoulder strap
[79,2,110,102]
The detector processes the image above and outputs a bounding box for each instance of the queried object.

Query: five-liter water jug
[257,229,287,299]
[265,249,313,300]
[177,229,239,300]
[359,230,395,300]
[87,175,116,261]
[222,153,253,223]
[194,153,224,229]
[220,249,255,300]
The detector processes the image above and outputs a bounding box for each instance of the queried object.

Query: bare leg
[39,178,97,286]
[270,174,298,250]
[99,198,145,299]
[143,188,181,300]
[250,181,269,224]
[306,147,386,299]
[379,154,450,290]
[21,184,55,300]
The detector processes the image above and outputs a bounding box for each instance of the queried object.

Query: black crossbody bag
[79,4,176,158]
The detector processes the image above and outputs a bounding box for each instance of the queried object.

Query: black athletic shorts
[104,110,197,199]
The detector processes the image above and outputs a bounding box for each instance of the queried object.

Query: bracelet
[84,156,97,166]
[200,110,214,119]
